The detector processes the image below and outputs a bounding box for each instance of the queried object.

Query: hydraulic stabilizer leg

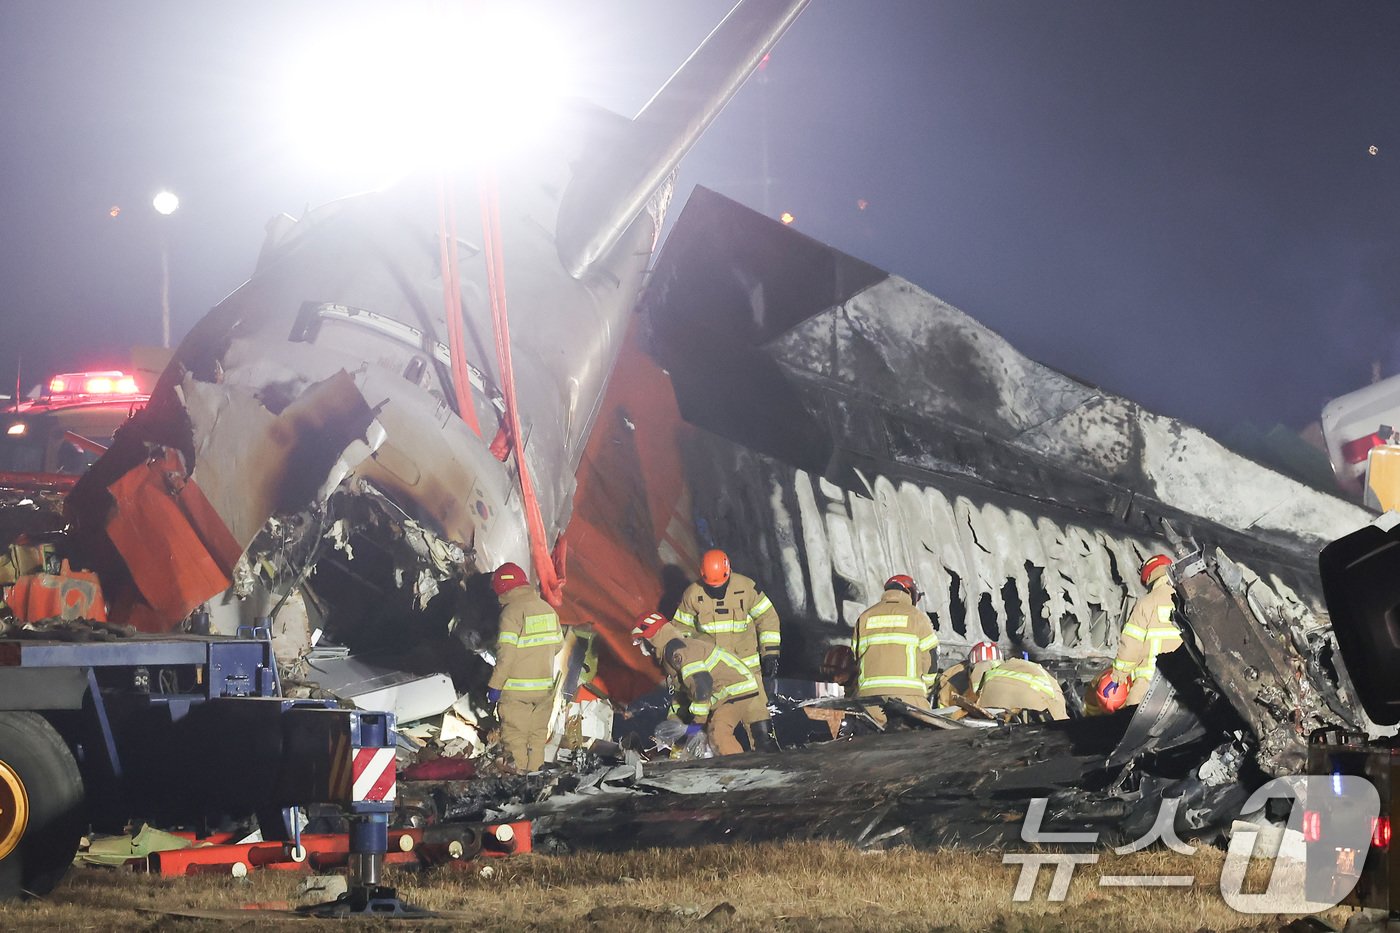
[304,709,431,918]
[347,813,387,889]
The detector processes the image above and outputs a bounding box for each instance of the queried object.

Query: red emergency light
[46,371,140,398]
[1303,810,1322,843]
[1373,815,1391,851]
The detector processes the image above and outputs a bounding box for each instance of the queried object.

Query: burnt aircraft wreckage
[37,0,1383,852]
[408,191,1386,853]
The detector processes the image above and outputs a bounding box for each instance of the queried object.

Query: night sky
[2,1,1397,438]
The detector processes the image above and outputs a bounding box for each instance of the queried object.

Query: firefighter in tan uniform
[487,562,563,772]
[969,642,1068,720]
[853,574,939,723]
[933,641,1001,707]
[1099,554,1183,710]
[632,612,774,756]
[672,549,780,749]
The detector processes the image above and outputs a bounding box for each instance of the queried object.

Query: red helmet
[884,573,921,603]
[1140,554,1172,586]
[820,644,857,685]
[700,549,731,587]
[491,562,528,595]
[969,641,1002,666]
[631,611,669,643]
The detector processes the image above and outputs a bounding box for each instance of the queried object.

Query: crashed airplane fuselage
[62,1,811,653]
[52,0,1374,755]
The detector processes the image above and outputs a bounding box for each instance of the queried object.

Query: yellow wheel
[0,758,28,862]
[0,712,84,900]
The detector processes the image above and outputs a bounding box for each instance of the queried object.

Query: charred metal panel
[1172,547,1371,770]
[516,718,1246,854]
[636,187,1367,685]
[645,188,1369,559]
[644,186,886,473]
[677,427,1335,684]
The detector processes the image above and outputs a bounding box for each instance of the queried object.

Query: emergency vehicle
[0,370,149,489]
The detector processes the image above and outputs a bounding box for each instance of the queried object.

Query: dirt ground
[0,842,1361,931]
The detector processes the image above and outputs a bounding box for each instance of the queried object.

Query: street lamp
[152,190,179,347]
[152,190,179,216]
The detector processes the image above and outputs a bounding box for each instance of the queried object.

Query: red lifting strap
[437,172,482,437]
[478,169,565,606]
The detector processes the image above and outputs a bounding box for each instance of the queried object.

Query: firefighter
[486,562,563,772]
[934,640,1001,707]
[672,549,780,747]
[820,644,857,697]
[1099,554,1182,710]
[632,611,776,755]
[969,642,1068,720]
[853,574,939,721]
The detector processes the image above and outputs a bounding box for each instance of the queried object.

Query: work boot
[751,720,780,754]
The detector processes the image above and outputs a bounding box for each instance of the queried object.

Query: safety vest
[489,588,563,697]
[980,664,1059,701]
[854,591,939,698]
[1112,579,1181,682]
[676,643,758,720]
[672,573,779,671]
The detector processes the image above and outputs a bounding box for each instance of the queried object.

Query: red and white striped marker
[351,747,396,802]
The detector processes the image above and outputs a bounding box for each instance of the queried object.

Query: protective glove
[760,655,779,680]
[486,687,502,705]
[684,723,705,738]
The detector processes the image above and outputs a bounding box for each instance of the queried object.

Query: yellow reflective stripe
[517,632,563,648]
[921,672,938,686]
[861,632,919,647]
[1156,605,1173,623]
[740,653,760,669]
[748,596,773,619]
[759,631,781,646]
[681,646,725,679]
[679,646,759,701]
[690,701,711,717]
[716,673,758,702]
[1145,627,1179,638]
[673,610,697,625]
[682,646,755,675]
[1112,658,1134,673]
[918,633,939,651]
[503,677,555,691]
[858,675,924,691]
[523,613,558,634]
[497,631,520,646]
[1121,623,1147,640]
[865,615,908,629]
[982,668,1057,698]
[698,619,749,634]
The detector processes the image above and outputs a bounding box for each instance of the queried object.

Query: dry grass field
[0,842,1359,931]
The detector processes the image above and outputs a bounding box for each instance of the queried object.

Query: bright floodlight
[152,190,180,215]
[282,6,574,182]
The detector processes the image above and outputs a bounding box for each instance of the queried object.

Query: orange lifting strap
[474,169,565,607]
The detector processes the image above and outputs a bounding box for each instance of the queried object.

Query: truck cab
[1306,513,1400,909]
[1321,374,1400,503]
[0,371,148,489]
